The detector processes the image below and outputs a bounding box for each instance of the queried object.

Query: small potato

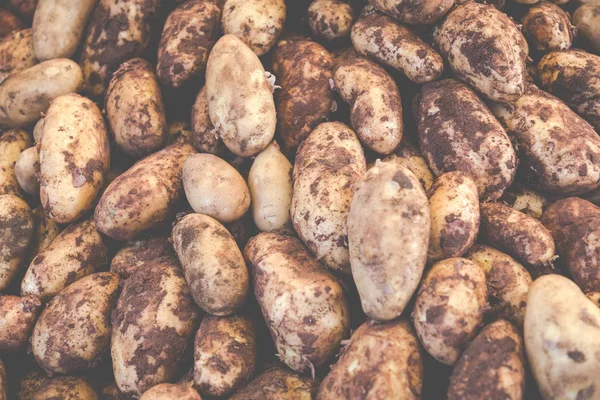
[106,58,167,158]
[370,0,453,24]
[190,86,223,154]
[0,28,36,84]
[39,93,110,224]
[434,3,528,102]
[32,377,97,400]
[348,163,429,321]
[318,319,423,399]
[448,320,525,400]
[412,258,487,365]
[15,147,39,196]
[0,128,32,197]
[206,34,276,157]
[351,8,444,84]
[522,2,575,52]
[0,58,83,128]
[15,369,50,400]
[9,0,38,20]
[21,219,108,302]
[525,274,600,400]
[32,0,96,61]
[244,232,349,373]
[415,79,517,200]
[0,194,33,291]
[140,383,201,400]
[307,0,355,42]
[229,365,318,400]
[334,57,403,154]
[183,153,250,223]
[382,141,435,191]
[157,0,221,89]
[272,39,334,155]
[0,9,24,38]
[291,122,366,274]
[194,315,256,397]
[573,4,600,54]
[94,143,195,240]
[110,237,176,280]
[499,184,548,219]
[32,272,120,374]
[0,295,41,352]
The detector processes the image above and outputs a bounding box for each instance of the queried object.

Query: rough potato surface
[229,365,318,400]
[0,28,36,84]
[32,377,98,400]
[110,236,176,280]
[307,0,355,42]
[522,2,575,52]
[0,194,33,291]
[0,128,32,197]
[0,295,41,352]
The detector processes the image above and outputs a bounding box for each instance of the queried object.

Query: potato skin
[499,184,548,220]
[110,237,176,280]
[0,9,24,38]
[0,128,32,197]
[525,274,600,400]
[15,147,39,196]
[190,86,223,154]
[522,2,575,52]
[370,0,453,24]
[106,58,167,158]
[229,365,318,400]
[318,319,423,400]
[0,28,36,85]
[415,79,517,201]
[29,206,61,260]
[383,141,435,191]
[412,258,487,365]
[434,3,528,102]
[291,122,366,274]
[0,295,41,352]
[15,369,50,400]
[94,143,195,240]
[573,5,600,54]
[32,377,98,400]
[307,0,355,42]
[140,383,201,400]
[0,194,33,291]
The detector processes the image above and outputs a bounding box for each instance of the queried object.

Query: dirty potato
[29,206,61,260]
[522,2,575,52]
[0,28,36,84]
[370,0,453,24]
[499,184,548,219]
[0,9,24,38]
[0,128,32,197]
[0,194,33,291]
[110,236,176,280]
[140,383,201,400]
[307,0,354,42]
[0,295,41,352]
[32,377,97,400]
[573,4,600,54]
[190,86,223,154]
[15,147,39,196]
[229,365,318,400]
[383,141,435,191]
[15,369,50,400]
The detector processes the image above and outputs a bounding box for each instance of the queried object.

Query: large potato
[499,184,548,219]
[229,365,318,400]
[307,0,354,42]
[0,295,41,352]
[0,28,36,84]
[0,128,32,197]
[0,194,33,291]
[573,4,600,54]
[140,383,201,400]
[370,0,453,24]
[110,236,176,280]
[15,147,39,196]
[32,377,97,400]
[0,9,24,38]
[244,232,349,373]
[522,2,575,52]
[94,142,195,240]
[415,79,517,200]
[190,86,223,154]
[291,122,366,274]
[525,274,600,400]
[383,140,435,191]
[206,34,276,157]
[318,319,423,399]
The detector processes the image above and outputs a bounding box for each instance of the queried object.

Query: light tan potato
[351,8,444,84]
[525,274,600,400]
[522,2,575,52]
[183,153,250,223]
[39,93,109,224]
[248,142,292,232]
[0,194,33,291]
[21,219,108,302]
[348,163,429,321]
[9,0,38,20]
[29,206,61,260]
[206,34,276,157]
[0,128,32,197]
[15,369,50,400]
[32,0,96,61]
[33,118,43,144]
[434,3,528,102]
[140,383,201,400]
[110,236,176,280]
[0,9,24,38]
[307,0,354,42]
[318,319,423,399]
[106,58,167,158]
[291,122,366,274]
[573,4,600,54]
[194,315,256,397]
[0,295,41,352]
[229,365,318,400]
[32,377,97,400]
[370,0,453,24]
[412,258,487,365]
[157,0,221,89]
[190,86,223,154]
[15,146,39,196]
[244,232,349,373]
[94,142,195,240]
[499,184,548,219]
[383,141,435,191]
[0,28,36,84]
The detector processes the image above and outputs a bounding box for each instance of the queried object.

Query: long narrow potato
[522,2,575,52]
[0,128,32,197]
[0,194,33,291]
[307,0,355,42]
[383,141,435,191]
[0,295,41,352]
[229,365,318,400]
[0,28,36,84]
[370,0,453,24]
[15,146,39,196]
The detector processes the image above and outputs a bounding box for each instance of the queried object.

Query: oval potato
[229,365,318,400]
[522,2,575,52]
[307,0,354,42]
[110,236,176,280]
[0,28,36,84]
[140,383,201,400]
[383,141,435,191]
[15,146,39,196]
[0,295,41,352]
[0,128,32,197]
[0,194,33,291]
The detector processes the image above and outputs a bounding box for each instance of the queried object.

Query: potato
[0,29,36,84]
[244,232,349,373]
[415,79,517,201]
[167,120,193,146]
[573,5,600,54]
[15,147,39,196]
[434,3,528,102]
[29,206,61,259]
[229,365,318,400]
[172,213,249,315]
[182,153,250,223]
[94,142,195,240]
[21,219,108,302]
[190,86,223,154]
[499,184,548,220]
[140,383,201,400]
[370,0,453,24]
[307,0,354,42]
[111,260,200,397]
[382,141,435,191]
[291,122,366,274]
[588,291,600,307]
[15,369,50,400]
[0,295,41,352]
[525,274,600,400]
[466,245,532,328]
[110,237,176,280]
[0,9,24,38]
[412,258,487,365]
[318,319,423,399]
[39,93,110,224]
[334,57,402,154]
[0,360,5,400]
[206,34,276,157]
[522,2,575,52]
[538,50,600,132]
[9,0,38,20]
[348,163,429,321]
[32,0,96,61]
[272,39,334,155]
[193,315,256,396]
[0,58,83,128]
[490,84,600,195]
[0,194,33,291]
[32,377,97,400]
[351,8,444,84]
[0,128,32,197]
[32,272,120,374]
[157,0,221,89]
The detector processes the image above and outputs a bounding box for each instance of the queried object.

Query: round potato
[0,9,24,38]
[383,140,435,191]
[499,184,548,220]
[140,383,201,400]
[229,365,318,400]
[522,2,575,52]
[32,377,97,400]
[0,194,33,291]
[110,236,176,280]
[0,295,41,352]
[0,128,32,197]
[15,147,39,196]
[370,0,453,24]
[307,0,355,42]
[0,28,36,85]
[573,4,600,54]
[190,86,223,154]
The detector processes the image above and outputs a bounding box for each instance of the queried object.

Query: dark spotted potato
[307,0,355,42]
[110,236,176,280]
[0,28,36,84]
[0,194,33,291]
[370,0,454,24]
[383,141,435,191]
[522,2,575,52]
[0,295,41,352]
[229,365,318,400]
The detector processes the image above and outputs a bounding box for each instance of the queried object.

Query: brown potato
[29,206,61,260]
[229,365,318,400]
[522,2,575,52]
[0,194,33,291]
[573,4,600,54]
[15,147,39,196]
[32,377,97,400]
[15,369,50,400]
[140,383,201,400]
[0,128,32,197]
[499,184,548,219]
[190,86,223,154]
[382,141,435,191]
[370,0,453,24]
[110,236,176,280]
[0,28,36,84]
[0,9,24,38]
[307,0,355,42]
[0,295,41,352]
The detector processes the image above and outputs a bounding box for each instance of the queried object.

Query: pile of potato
[1,0,600,398]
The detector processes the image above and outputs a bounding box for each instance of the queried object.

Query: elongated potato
[110,236,176,280]
[573,4,600,54]
[39,93,110,224]
[448,320,525,400]
[0,194,33,291]
[370,0,453,24]
[499,184,548,219]
[291,122,366,274]
[206,34,276,157]
[15,147,39,196]
[140,383,201,400]
[94,143,195,240]
[0,28,36,84]
[0,128,32,197]
[525,274,600,400]
[21,219,108,302]
[244,232,349,373]
[351,8,444,84]
[383,141,435,191]
[229,365,318,400]
[307,0,354,42]
[434,3,528,102]
[522,2,575,52]
[415,79,517,200]
[318,319,423,399]
[32,377,97,400]
[0,295,41,352]
[190,86,223,154]
[0,9,24,38]
[412,258,487,365]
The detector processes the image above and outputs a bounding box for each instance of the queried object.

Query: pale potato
[0,128,32,197]
[0,28,36,84]
[0,194,33,291]
[15,146,39,196]
[307,0,354,42]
